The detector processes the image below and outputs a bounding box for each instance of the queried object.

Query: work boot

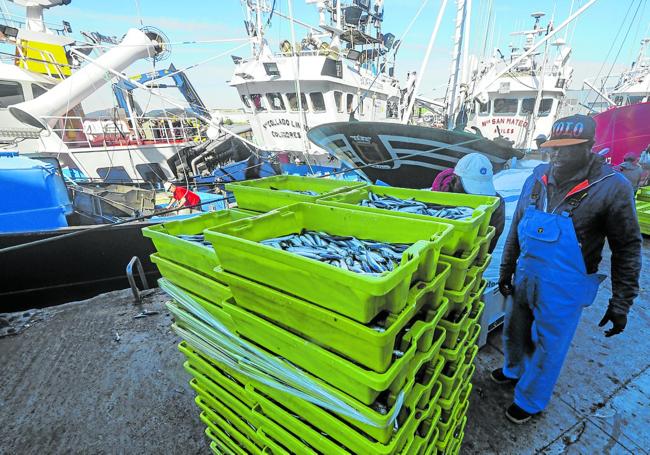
[505,403,537,424]
[490,368,518,385]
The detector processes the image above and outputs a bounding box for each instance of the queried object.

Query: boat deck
[1,240,648,454]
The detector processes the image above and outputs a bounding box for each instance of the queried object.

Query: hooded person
[495,115,642,424]
[616,152,643,191]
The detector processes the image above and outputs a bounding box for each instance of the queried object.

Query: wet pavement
[0,239,648,454]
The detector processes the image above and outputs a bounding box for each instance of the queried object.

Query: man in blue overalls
[494,115,642,424]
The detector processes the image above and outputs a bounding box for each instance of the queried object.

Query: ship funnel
[9,28,164,130]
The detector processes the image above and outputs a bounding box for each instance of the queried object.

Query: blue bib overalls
[502,183,604,414]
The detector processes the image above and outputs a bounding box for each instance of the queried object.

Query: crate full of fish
[319,185,499,254]
[225,175,367,212]
[203,203,453,323]
[215,263,450,372]
[142,208,254,278]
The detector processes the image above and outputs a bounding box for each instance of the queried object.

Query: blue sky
[4,0,649,111]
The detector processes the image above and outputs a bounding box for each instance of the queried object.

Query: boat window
[334,91,343,113]
[97,166,132,184]
[310,92,326,112]
[346,93,355,113]
[136,163,166,185]
[31,84,48,98]
[493,98,518,114]
[538,99,553,116]
[287,92,308,111]
[0,80,25,108]
[627,96,645,105]
[520,98,535,115]
[266,92,286,111]
[476,101,489,115]
[240,95,251,109]
[250,94,266,112]
[386,100,399,118]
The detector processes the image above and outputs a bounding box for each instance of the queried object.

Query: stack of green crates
[637,186,650,236]
[319,185,498,453]
[146,179,499,454]
[150,200,478,454]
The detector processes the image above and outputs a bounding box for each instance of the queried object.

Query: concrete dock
[1,240,648,454]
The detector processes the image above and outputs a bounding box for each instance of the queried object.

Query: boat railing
[43,115,206,149]
[0,12,68,36]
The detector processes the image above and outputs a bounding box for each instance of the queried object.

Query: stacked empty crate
[637,186,650,235]
[144,175,499,455]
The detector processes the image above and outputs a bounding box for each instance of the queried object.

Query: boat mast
[469,0,597,102]
[402,0,449,124]
[446,0,469,129]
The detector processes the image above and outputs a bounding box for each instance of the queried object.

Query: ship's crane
[112,64,211,120]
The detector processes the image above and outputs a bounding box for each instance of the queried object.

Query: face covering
[550,146,590,182]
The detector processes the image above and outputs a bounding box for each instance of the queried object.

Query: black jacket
[500,156,642,315]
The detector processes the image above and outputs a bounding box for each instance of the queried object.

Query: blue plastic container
[0,153,72,233]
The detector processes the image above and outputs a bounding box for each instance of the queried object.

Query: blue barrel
[0,152,72,233]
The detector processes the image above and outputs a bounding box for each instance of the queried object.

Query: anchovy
[259,230,413,275]
[359,192,475,220]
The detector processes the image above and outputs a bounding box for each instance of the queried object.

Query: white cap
[453,153,496,196]
[164,181,175,192]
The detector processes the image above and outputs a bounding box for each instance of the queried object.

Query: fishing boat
[225,0,407,168]
[0,0,230,183]
[462,12,577,150]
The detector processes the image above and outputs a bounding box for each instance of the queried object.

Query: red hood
[592,102,650,166]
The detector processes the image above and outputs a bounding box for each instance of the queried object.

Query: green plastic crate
[440,325,470,365]
[206,428,239,455]
[438,364,475,413]
[439,243,481,292]
[444,273,476,315]
[465,255,491,294]
[475,226,496,265]
[200,409,263,455]
[204,203,453,323]
[404,405,441,455]
[318,185,495,255]
[151,254,231,303]
[226,175,367,212]
[198,399,282,455]
[142,209,254,278]
[181,344,444,451]
[194,385,315,455]
[216,263,450,373]
[437,397,467,443]
[637,186,650,202]
[438,302,471,350]
[172,292,445,407]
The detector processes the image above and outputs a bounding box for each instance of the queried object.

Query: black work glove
[598,307,627,337]
[498,273,514,297]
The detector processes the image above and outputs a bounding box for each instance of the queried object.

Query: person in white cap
[448,153,505,253]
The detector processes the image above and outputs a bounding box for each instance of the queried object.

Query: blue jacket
[500,157,642,315]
